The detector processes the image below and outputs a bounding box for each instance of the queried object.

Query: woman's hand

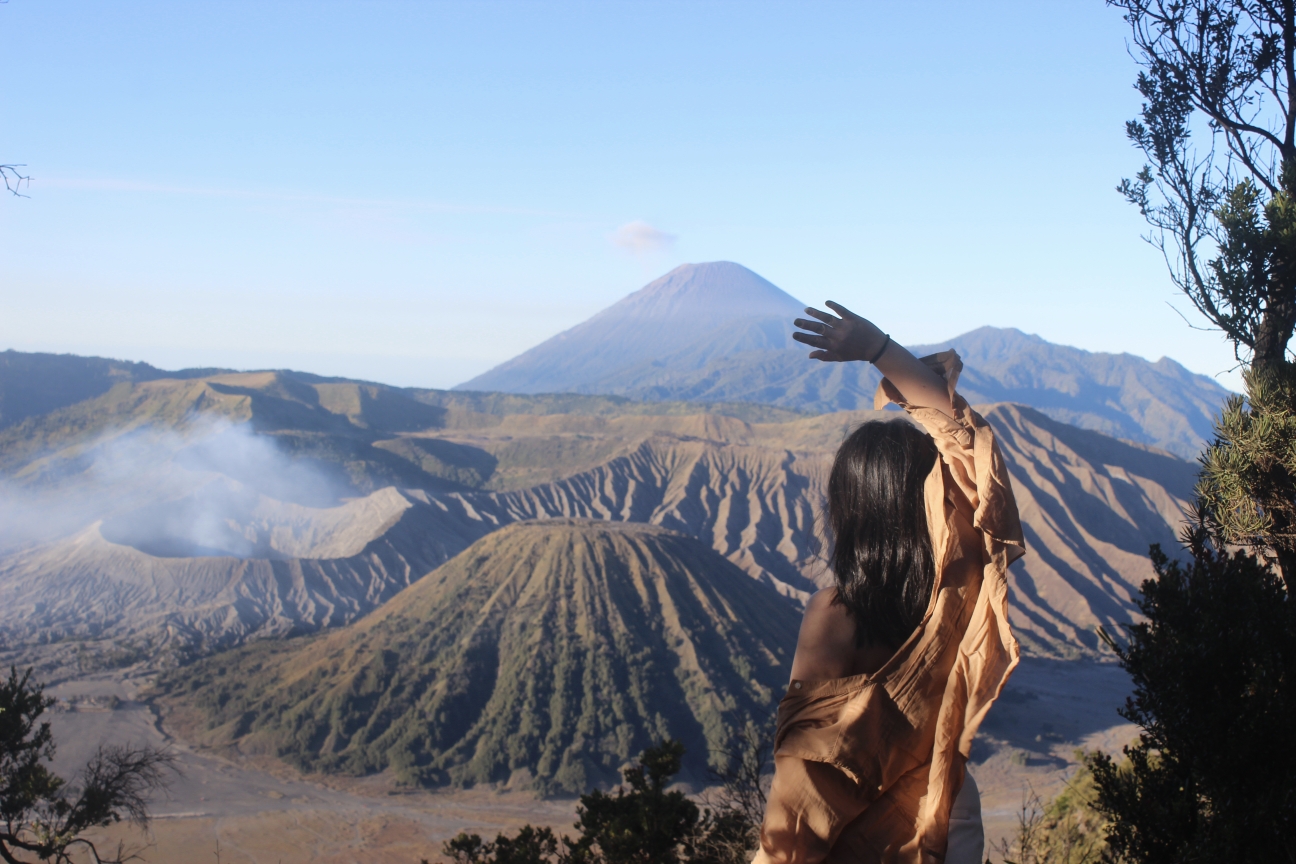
[793,300,956,417]
[792,302,888,363]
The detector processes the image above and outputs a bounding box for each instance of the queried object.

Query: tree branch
[0,165,29,198]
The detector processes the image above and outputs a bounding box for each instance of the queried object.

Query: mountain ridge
[455,262,1232,458]
[0,367,1196,660]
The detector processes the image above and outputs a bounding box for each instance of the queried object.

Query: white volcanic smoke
[0,419,346,555]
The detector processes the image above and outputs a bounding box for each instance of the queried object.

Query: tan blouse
[754,351,1025,864]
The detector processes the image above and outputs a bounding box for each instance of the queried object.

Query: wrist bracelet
[868,334,891,364]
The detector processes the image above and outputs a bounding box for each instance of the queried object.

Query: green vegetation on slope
[157,520,800,794]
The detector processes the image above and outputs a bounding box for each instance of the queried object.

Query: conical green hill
[162,519,801,794]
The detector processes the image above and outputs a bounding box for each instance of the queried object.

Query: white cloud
[610,220,678,253]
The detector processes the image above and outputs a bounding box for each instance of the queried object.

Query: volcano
[161,519,801,793]
[457,262,804,395]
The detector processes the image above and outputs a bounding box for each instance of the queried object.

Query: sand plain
[26,656,1133,864]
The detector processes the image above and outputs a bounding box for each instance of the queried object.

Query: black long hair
[827,419,939,650]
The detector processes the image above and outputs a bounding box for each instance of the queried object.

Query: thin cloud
[610,220,677,253]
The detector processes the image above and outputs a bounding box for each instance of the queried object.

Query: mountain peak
[457,262,806,394]
[454,263,1231,457]
[604,261,805,321]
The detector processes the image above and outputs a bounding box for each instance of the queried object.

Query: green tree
[1105,5,1296,860]
[1196,361,1296,588]
[438,738,766,864]
[0,667,176,864]
[1112,0,1296,583]
[1112,0,1296,369]
[1089,527,1296,861]
[565,740,700,864]
[442,827,565,864]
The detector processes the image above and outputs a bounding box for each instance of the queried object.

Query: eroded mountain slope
[158,520,801,793]
[448,404,1195,653]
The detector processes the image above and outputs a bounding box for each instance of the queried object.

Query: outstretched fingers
[793,333,841,361]
[794,304,853,362]
[793,317,828,334]
[823,300,859,320]
[802,306,841,326]
[792,331,828,348]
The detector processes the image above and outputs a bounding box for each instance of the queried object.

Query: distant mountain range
[0,350,221,430]
[0,365,1194,660]
[4,263,1233,459]
[457,262,1233,458]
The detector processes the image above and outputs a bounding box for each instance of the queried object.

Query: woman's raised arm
[792,301,955,418]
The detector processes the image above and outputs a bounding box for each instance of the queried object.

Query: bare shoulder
[800,587,847,627]
[790,588,857,681]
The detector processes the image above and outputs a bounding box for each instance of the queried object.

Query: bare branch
[0,165,29,198]
[0,669,177,864]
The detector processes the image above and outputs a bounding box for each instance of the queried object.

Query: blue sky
[0,0,1244,390]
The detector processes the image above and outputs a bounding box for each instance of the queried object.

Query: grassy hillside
[157,520,800,793]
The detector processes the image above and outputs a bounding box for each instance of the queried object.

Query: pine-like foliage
[1089,528,1296,862]
[1198,361,1296,588]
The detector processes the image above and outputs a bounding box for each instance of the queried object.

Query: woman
[753,302,1024,864]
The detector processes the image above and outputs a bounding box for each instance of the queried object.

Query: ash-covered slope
[455,263,1231,458]
[0,485,484,653]
[0,373,797,656]
[160,520,800,793]
[985,404,1196,653]
[450,404,1196,655]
